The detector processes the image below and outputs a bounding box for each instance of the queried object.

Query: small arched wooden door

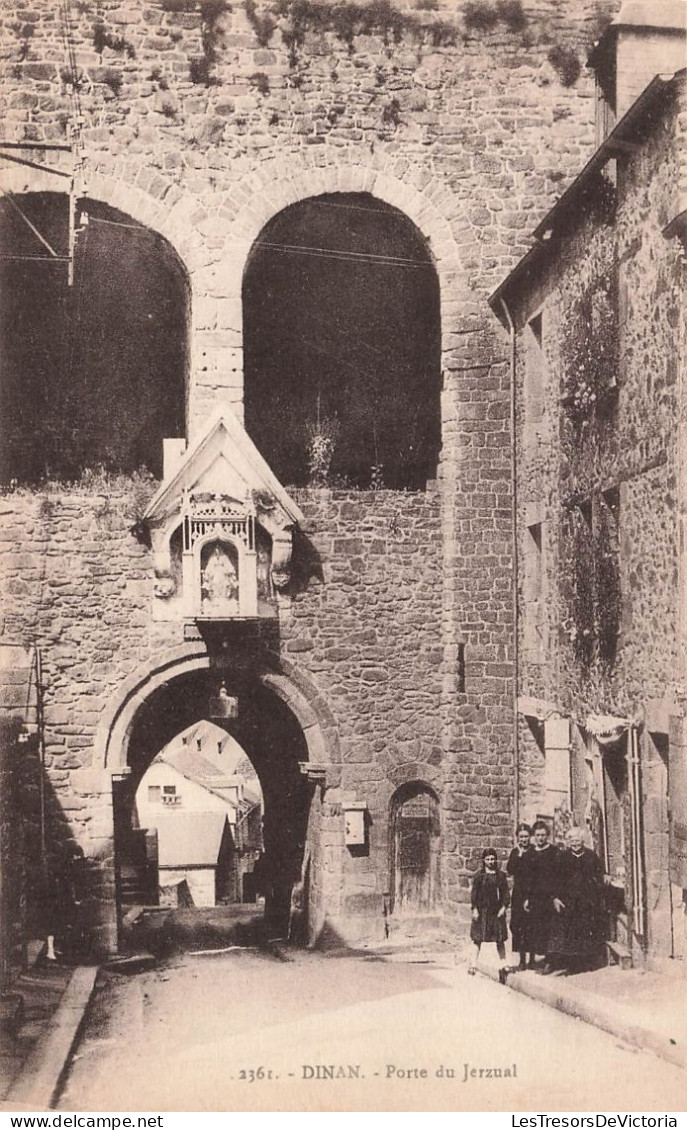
[390,784,440,916]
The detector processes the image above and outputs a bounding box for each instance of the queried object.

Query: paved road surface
[58,949,687,1112]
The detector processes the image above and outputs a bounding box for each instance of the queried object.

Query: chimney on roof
[589,0,686,141]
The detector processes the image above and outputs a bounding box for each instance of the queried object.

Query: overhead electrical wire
[88,215,147,232]
[252,239,432,268]
[0,254,71,263]
[60,0,84,137]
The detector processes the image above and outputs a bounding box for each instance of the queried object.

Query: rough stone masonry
[0,0,616,951]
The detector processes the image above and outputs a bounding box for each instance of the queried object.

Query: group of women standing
[469,821,608,979]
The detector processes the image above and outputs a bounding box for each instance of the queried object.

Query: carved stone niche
[143,411,304,622]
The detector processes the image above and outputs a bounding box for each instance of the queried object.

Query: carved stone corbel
[299,762,328,785]
[271,527,294,589]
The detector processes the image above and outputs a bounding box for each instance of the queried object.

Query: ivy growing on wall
[561,491,621,673]
[546,44,580,87]
[464,0,527,34]
[559,196,618,433]
[245,0,277,44]
[241,0,530,67]
[93,22,137,59]
[249,70,271,93]
[274,0,438,64]
[305,412,340,487]
[154,0,589,89]
[1,469,158,531]
[596,489,621,667]
[189,0,231,84]
[100,67,125,96]
[11,21,35,62]
[563,502,595,669]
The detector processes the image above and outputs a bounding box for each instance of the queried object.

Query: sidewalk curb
[478,966,686,1072]
[6,966,99,1109]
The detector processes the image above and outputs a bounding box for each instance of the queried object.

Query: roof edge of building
[489,69,685,321]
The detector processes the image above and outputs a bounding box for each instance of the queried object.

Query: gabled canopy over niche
[144,412,304,622]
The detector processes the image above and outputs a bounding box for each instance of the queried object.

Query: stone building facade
[490,3,687,968]
[1,0,678,957]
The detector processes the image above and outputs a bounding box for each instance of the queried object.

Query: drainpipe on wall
[499,296,520,830]
[35,646,47,893]
[627,724,646,943]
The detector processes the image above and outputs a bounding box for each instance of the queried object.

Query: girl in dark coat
[548,826,607,972]
[469,848,509,978]
[523,820,562,970]
[506,823,533,970]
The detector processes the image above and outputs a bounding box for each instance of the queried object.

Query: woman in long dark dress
[506,823,533,970]
[41,843,88,962]
[523,820,562,970]
[469,848,509,978]
[549,826,607,972]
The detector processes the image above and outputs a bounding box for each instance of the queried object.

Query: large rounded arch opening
[0,192,189,484]
[114,666,313,939]
[242,192,441,490]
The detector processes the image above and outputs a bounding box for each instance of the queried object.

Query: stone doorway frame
[74,644,340,955]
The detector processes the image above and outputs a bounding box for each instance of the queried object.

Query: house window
[593,45,616,145]
[565,501,595,668]
[523,522,544,663]
[457,642,466,694]
[523,312,545,463]
[162,785,180,807]
[565,491,621,670]
[543,715,571,838]
[148,786,161,803]
[598,488,620,666]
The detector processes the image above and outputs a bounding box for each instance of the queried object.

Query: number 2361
[238,1067,274,1082]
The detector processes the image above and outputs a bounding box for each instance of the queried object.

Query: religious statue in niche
[200,542,239,617]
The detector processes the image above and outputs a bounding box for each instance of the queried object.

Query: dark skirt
[522,845,561,955]
[548,848,606,957]
[507,848,530,953]
[470,870,509,945]
[470,913,508,945]
[510,891,528,952]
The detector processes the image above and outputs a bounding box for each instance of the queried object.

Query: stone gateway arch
[0,0,624,959]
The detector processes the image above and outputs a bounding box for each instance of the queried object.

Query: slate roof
[151,745,259,810]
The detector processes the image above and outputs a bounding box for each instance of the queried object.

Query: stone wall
[506,76,685,960]
[510,81,683,723]
[0,716,27,986]
[0,0,628,945]
[1,0,608,422]
[0,481,447,936]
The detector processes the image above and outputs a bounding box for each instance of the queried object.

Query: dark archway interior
[243,192,441,490]
[119,667,311,930]
[0,192,189,484]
